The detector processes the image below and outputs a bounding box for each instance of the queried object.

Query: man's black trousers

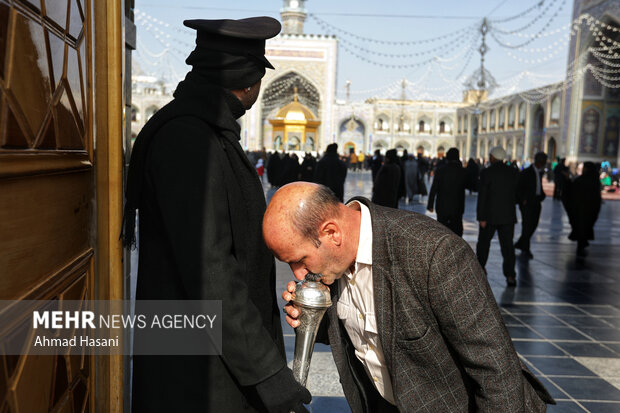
[476,223,516,278]
[516,202,542,253]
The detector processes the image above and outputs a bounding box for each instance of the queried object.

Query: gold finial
[294,86,298,102]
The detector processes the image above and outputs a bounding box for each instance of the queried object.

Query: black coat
[130,82,286,412]
[477,161,519,225]
[427,161,467,217]
[372,163,401,209]
[279,155,300,185]
[267,152,282,186]
[517,165,545,206]
[370,154,384,181]
[466,160,480,192]
[315,152,348,201]
[299,156,316,181]
[563,174,601,241]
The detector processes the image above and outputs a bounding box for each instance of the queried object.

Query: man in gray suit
[263,182,554,413]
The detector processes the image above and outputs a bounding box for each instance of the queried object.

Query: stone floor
[265,170,620,413]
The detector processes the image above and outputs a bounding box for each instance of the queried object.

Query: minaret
[281,0,307,35]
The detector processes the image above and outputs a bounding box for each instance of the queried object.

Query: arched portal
[530,105,545,159]
[344,141,356,155]
[261,72,321,149]
[547,137,557,160]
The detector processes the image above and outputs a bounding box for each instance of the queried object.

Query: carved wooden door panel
[0,0,95,412]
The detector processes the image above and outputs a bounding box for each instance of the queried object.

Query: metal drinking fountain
[291,273,332,387]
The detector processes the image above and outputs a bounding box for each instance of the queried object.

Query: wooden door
[0,0,125,412]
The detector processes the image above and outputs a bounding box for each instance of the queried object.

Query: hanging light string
[309,13,477,46]
[491,0,562,35]
[489,0,547,24]
[323,26,478,59]
[334,27,479,69]
[490,0,567,49]
[132,8,620,103]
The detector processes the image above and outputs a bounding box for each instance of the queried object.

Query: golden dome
[275,87,317,121]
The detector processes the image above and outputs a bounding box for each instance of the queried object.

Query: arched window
[482,112,487,131]
[145,105,159,121]
[550,96,561,123]
[375,115,389,132]
[490,109,496,128]
[418,120,425,133]
[508,105,515,127]
[499,107,505,128]
[131,105,138,122]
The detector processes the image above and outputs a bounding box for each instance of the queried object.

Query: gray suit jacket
[323,197,554,412]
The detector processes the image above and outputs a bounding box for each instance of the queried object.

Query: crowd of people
[251,144,606,286]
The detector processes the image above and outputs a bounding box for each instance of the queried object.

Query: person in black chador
[427,147,468,236]
[416,153,429,198]
[372,148,401,208]
[476,146,519,287]
[563,161,602,257]
[515,151,548,259]
[279,152,300,185]
[315,143,347,201]
[553,158,568,200]
[123,17,310,413]
[370,149,384,182]
[267,150,282,187]
[465,157,480,194]
[299,152,316,181]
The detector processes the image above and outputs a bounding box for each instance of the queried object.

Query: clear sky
[133,0,575,102]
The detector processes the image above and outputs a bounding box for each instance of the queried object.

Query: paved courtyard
[265,170,620,413]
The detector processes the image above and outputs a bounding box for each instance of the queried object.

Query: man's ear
[319,221,341,246]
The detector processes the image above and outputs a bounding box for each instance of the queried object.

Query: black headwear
[183,17,281,89]
[446,147,459,161]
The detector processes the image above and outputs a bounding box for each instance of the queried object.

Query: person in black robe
[279,152,301,185]
[465,157,480,194]
[563,161,602,256]
[299,152,316,181]
[267,151,282,187]
[553,158,568,200]
[124,17,310,413]
[370,149,384,182]
[427,148,467,236]
[314,143,347,201]
[372,149,401,209]
[416,153,429,198]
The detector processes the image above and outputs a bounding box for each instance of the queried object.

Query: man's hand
[255,366,311,413]
[480,220,487,229]
[282,281,301,328]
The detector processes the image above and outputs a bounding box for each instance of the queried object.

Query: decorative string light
[490,0,546,24]
[491,0,561,35]
[490,0,567,49]
[132,8,620,103]
[309,13,477,46]
[319,25,477,59]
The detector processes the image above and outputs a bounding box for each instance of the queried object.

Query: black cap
[184,17,281,69]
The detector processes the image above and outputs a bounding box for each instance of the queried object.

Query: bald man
[263,182,554,413]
